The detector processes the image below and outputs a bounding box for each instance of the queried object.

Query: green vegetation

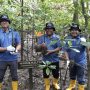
[0,0,90,40]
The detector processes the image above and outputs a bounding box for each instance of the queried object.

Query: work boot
[78,84,85,90]
[12,81,18,90]
[53,78,60,90]
[66,80,76,90]
[44,78,50,90]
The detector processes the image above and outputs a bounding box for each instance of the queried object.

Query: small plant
[61,39,80,53]
[38,61,56,75]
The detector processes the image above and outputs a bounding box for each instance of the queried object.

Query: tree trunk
[81,0,88,30]
[72,0,79,23]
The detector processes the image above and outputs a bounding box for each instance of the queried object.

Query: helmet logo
[2,15,8,19]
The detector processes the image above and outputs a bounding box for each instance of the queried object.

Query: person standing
[65,23,87,90]
[37,22,62,90]
[0,15,21,90]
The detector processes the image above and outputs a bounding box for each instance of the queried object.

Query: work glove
[80,37,86,42]
[80,37,87,47]
[10,49,19,55]
[7,45,15,52]
[67,60,70,67]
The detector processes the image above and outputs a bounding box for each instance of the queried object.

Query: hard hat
[0,15,11,24]
[44,22,55,31]
[69,23,81,32]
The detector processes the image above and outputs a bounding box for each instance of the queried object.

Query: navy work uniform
[65,23,87,90]
[38,22,61,90]
[0,15,21,90]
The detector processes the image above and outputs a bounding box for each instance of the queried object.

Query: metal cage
[18,30,42,69]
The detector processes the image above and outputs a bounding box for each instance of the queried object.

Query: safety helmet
[0,15,11,24]
[44,22,55,31]
[69,23,81,32]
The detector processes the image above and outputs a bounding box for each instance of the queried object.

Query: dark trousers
[69,63,86,85]
[0,61,18,83]
[43,62,59,79]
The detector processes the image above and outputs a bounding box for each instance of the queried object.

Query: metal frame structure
[18,0,42,90]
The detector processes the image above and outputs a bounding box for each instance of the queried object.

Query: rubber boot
[44,78,50,90]
[0,83,2,90]
[53,78,60,90]
[66,80,76,90]
[12,81,18,90]
[78,84,85,90]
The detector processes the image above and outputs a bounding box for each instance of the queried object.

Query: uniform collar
[69,34,80,39]
[1,28,12,33]
[45,33,55,38]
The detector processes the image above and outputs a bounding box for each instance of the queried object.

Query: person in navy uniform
[65,23,87,90]
[0,15,21,90]
[38,22,62,90]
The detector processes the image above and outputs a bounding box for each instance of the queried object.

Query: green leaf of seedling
[42,61,46,65]
[46,67,50,75]
[65,39,75,41]
[81,41,90,47]
[48,65,56,69]
[38,64,46,69]
[68,41,72,47]
[61,41,66,46]
[71,48,80,53]
[46,61,51,65]
[48,40,58,46]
